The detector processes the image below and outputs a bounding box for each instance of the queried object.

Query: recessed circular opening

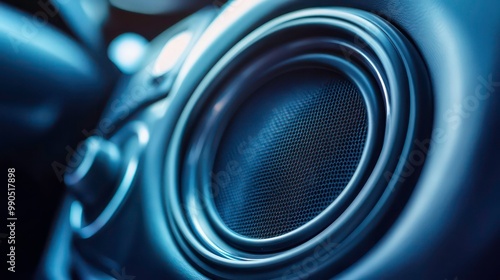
[211,69,369,239]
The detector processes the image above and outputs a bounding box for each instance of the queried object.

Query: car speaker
[164,7,432,279]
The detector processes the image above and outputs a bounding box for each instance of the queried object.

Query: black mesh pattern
[211,71,368,239]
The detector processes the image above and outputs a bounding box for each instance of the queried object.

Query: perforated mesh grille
[211,70,368,239]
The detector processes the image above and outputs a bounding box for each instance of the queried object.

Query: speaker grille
[211,70,368,239]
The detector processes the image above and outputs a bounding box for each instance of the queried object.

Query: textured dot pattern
[211,70,368,239]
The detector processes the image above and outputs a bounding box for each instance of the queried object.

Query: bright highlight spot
[151,31,193,77]
[108,33,148,74]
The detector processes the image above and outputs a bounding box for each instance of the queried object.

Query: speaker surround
[211,70,369,240]
[181,49,385,253]
[165,7,432,278]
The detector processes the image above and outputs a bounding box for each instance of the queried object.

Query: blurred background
[0,0,213,277]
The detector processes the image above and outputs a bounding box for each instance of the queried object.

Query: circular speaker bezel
[183,49,384,252]
[164,7,432,278]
